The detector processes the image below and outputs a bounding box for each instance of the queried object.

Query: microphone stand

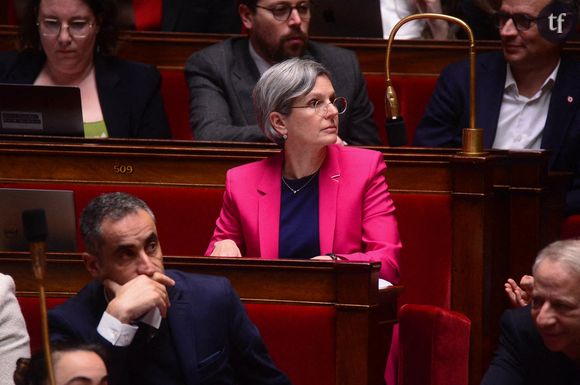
[23,210,56,385]
[385,13,485,155]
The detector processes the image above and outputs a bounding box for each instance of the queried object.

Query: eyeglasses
[37,18,95,38]
[255,2,311,22]
[291,97,348,116]
[492,11,547,32]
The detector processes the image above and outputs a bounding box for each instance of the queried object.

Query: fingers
[151,272,176,287]
[105,275,172,323]
[520,275,534,290]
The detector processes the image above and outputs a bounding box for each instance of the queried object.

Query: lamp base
[461,128,486,155]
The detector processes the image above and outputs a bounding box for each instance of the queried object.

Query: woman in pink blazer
[205,58,401,283]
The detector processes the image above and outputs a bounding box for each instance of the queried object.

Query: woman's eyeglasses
[291,97,348,116]
[37,18,94,38]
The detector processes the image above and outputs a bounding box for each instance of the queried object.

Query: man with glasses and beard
[414,0,580,214]
[185,0,381,146]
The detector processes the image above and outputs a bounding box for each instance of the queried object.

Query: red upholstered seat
[18,296,336,385]
[398,304,471,385]
[365,75,438,146]
[159,69,193,140]
[245,303,336,385]
[560,215,580,239]
[1,183,224,256]
[391,193,452,309]
[158,69,438,143]
[17,296,67,353]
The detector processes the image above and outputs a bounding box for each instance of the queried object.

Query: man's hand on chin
[104,273,176,324]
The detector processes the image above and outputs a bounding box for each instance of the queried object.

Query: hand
[504,275,534,308]
[104,272,175,323]
[211,239,242,257]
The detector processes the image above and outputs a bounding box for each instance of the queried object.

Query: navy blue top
[279,173,320,259]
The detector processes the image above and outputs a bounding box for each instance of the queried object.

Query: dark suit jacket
[481,306,580,385]
[161,0,241,33]
[0,51,171,139]
[414,52,580,214]
[49,270,291,385]
[185,37,381,145]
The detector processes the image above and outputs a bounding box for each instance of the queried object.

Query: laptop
[0,83,84,137]
[0,188,77,252]
[309,0,384,38]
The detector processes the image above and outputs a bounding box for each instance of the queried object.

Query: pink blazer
[206,144,401,282]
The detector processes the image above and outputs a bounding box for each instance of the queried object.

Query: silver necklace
[282,172,317,194]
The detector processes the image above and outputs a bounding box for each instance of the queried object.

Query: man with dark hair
[481,239,580,384]
[48,192,291,385]
[185,0,382,145]
[414,0,580,214]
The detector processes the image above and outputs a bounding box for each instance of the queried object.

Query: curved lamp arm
[385,14,484,155]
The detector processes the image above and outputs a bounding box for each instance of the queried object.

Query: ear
[239,4,254,31]
[83,252,102,279]
[269,112,288,137]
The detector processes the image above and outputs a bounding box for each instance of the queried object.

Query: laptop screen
[0,188,77,252]
[0,83,84,137]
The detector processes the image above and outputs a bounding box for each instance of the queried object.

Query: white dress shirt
[493,62,560,150]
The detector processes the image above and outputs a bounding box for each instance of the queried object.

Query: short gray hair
[533,239,580,276]
[252,58,331,146]
[80,192,155,256]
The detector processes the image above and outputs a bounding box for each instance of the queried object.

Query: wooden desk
[0,137,569,385]
[3,253,398,385]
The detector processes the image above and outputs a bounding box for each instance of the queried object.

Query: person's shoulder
[98,56,159,76]
[441,51,503,75]
[307,40,357,63]
[308,40,354,57]
[500,306,537,337]
[227,154,280,179]
[167,270,232,295]
[0,273,15,295]
[187,36,246,63]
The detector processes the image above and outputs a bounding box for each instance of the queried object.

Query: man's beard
[266,31,309,63]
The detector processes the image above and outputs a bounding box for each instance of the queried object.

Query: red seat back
[392,193,452,309]
[245,303,336,385]
[398,304,471,385]
[159,69,193,140]
[2,183,224,256]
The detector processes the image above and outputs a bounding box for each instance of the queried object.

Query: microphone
[385,13,484,154]
[22,209,48,281]
[384,80,407,146]
[22,209,56,385]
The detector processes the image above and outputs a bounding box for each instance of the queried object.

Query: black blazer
[49,270,291,385]
[0,51,171,139]
[481,306,580,385]
[414,52,580,214]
